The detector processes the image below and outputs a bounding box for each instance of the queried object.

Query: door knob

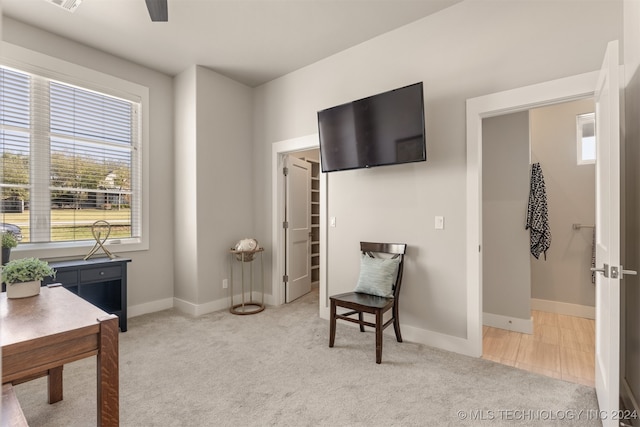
[603,265,637,279]
[622,266,637,276]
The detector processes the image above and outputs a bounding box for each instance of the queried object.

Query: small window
[577,112,596,165]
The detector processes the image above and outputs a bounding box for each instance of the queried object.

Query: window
[0,65,142,248]
[577,112,596,165]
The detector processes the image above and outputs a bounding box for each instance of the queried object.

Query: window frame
[1,42,149,258]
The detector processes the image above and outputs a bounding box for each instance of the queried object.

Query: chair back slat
[360,242,406,255]
[360,242,407,299]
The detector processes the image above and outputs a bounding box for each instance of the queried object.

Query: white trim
[466,71,599,358]
[271,134,327,315]
[402,324,475,357]
[483,312,533,334]
[331,321,474,356]
[156,292,277,318]
[0,41,150,258]
[531,298,595,319]
[173,296,228,316]
[128,298,174,318]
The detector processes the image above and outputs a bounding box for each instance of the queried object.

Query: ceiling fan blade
[145,0,168,22]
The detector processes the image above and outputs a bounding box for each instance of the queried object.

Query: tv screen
[317,82,426,173]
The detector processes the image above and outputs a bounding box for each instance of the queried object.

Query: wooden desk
[1,286,119,426]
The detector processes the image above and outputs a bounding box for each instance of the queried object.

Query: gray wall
[0,1,627,353]
[194,66,254,305]
[529,99,596,307]
[174,65,254,308]
[482,112,531,321]
[2,17,176,311]
[253,0,622,340]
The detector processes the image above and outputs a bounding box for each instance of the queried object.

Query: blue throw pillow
[354,255,400,298]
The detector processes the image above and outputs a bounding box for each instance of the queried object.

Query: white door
[593,40,625,426]
[284,156,312,302]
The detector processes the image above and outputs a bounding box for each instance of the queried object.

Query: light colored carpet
[14,290,600,426]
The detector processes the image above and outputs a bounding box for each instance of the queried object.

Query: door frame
[271,134,327,312]
[466,71,599,357]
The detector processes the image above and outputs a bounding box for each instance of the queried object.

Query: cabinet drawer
[80,266,121,283]
[53,270,78,285]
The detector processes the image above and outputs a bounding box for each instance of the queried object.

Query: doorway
[468,44,625,422]
[466,70,600,359]
[271,134,327,315]
[480,99,597,386]
[286,149,321,302]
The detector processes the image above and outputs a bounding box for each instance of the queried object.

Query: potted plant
[2,232,18,265]
[1,257,56,299]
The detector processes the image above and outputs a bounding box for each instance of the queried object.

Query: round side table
[228,247,265,315]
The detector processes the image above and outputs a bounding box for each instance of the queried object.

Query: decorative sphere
[234,238,259,261]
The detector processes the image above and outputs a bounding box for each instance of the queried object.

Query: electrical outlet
[222,279,228,289]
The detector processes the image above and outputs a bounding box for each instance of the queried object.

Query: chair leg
[358,312,365,332]
[375,310,383,364]
[329,300,336,348]
[393,317,403,343]
[393,305,403,343]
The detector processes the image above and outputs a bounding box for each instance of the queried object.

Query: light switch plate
[435,216,444,230]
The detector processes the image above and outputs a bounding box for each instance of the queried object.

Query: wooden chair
[329,242,407,364]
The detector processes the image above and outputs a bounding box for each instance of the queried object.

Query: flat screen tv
[317,82,426,173]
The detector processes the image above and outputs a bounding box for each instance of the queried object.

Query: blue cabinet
[43,257,131,331]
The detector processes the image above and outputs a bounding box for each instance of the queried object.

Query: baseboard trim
[531,298,595,319]
[173,296,229,316]
[483,312,533,334]
[402,324,475,356]
[320,310,475,357]
[172,292,275,316]
[128,297,174,318]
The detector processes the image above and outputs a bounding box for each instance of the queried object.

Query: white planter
[6,280,41,299]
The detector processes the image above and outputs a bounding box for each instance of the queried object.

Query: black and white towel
[526,162,551,260]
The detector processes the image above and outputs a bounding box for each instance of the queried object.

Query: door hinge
[283,167,289,176]
[283,221,289,229]
[283,275,289,283]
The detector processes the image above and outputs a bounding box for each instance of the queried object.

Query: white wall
[2,17,176,313]
[253,0,622,347]
[529,99,596,309]
[482,112,531,326]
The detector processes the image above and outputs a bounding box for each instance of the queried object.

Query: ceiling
[1,0,462,87]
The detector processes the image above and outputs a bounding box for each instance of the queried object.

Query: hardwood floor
[482,310,595,387]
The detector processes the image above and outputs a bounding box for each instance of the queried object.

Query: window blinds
[0,68,31,218]
[0,65,141,244]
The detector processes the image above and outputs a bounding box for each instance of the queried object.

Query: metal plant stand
[229,247,265,315]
